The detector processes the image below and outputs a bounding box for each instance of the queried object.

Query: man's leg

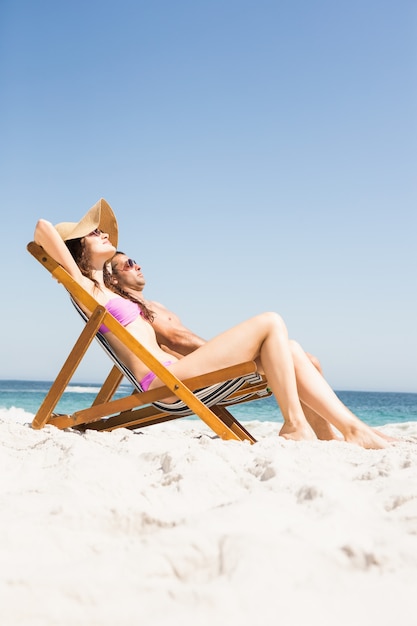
[302,351,340,440]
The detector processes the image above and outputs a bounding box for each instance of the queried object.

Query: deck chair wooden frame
[27,241,271,443]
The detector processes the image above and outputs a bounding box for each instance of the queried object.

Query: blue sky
[1,0,416,392]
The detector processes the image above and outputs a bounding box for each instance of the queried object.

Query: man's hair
[110,250,126,270]
[105,251,154,322]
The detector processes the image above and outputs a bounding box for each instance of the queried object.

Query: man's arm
[148,300,206,356]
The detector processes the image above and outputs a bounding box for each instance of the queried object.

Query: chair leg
[92,366,124,406]
[210,405,257,443]
[32,308,106,429]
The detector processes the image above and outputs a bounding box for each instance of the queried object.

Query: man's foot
[372,428,399,443]
[343,425,388,449]
[300,403,340,441]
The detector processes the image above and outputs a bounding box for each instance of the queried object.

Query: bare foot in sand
[301,404,341,441]
[343,425,388,449]
[372,428,399,443]
[279,421,318,442]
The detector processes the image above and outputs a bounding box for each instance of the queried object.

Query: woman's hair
[65,238,99,287]
[65,239,154,322]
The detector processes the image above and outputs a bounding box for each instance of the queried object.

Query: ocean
[0,379,416,428]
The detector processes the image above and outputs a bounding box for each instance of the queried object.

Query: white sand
[1,411,417,626]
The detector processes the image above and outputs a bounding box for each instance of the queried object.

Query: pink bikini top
[99,297,142,334]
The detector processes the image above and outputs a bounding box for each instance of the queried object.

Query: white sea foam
[64,385,103,393]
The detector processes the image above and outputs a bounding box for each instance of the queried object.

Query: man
[109,252,323,364]
[109,251,337,440]
[108,252,206,357]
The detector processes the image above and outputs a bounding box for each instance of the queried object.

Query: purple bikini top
[99,297,141,334]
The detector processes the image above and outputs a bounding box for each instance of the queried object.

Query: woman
[34,198,389,449]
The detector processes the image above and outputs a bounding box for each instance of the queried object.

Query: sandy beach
[1,412,417,626]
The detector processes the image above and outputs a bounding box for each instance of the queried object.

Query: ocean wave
[64,385,102,394]
[64,384,133,394]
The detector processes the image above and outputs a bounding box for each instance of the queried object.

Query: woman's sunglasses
[86,228,103,237]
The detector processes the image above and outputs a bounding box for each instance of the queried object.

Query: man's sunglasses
[113,259,138,272]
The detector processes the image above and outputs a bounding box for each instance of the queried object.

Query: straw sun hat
[54,198,118,247]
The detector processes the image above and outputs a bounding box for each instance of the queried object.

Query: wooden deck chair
[27,241,271,443]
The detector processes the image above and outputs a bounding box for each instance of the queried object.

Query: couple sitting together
[34,198,394,449]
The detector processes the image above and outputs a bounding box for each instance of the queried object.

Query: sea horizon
[1,379,416,429]
[1,376,416,395]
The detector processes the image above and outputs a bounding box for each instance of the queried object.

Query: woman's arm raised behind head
[34,219,84,283]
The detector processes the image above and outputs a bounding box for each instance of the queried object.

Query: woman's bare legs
[154,312,317,441]
[289,341,387,448]
[150,312,386,448]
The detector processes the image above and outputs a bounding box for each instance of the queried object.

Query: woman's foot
[279,420,317,442]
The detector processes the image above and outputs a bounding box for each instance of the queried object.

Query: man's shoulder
[147,299,170,315]
[147,299,182,325]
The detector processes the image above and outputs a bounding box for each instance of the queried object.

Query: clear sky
[1,0,416,392]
